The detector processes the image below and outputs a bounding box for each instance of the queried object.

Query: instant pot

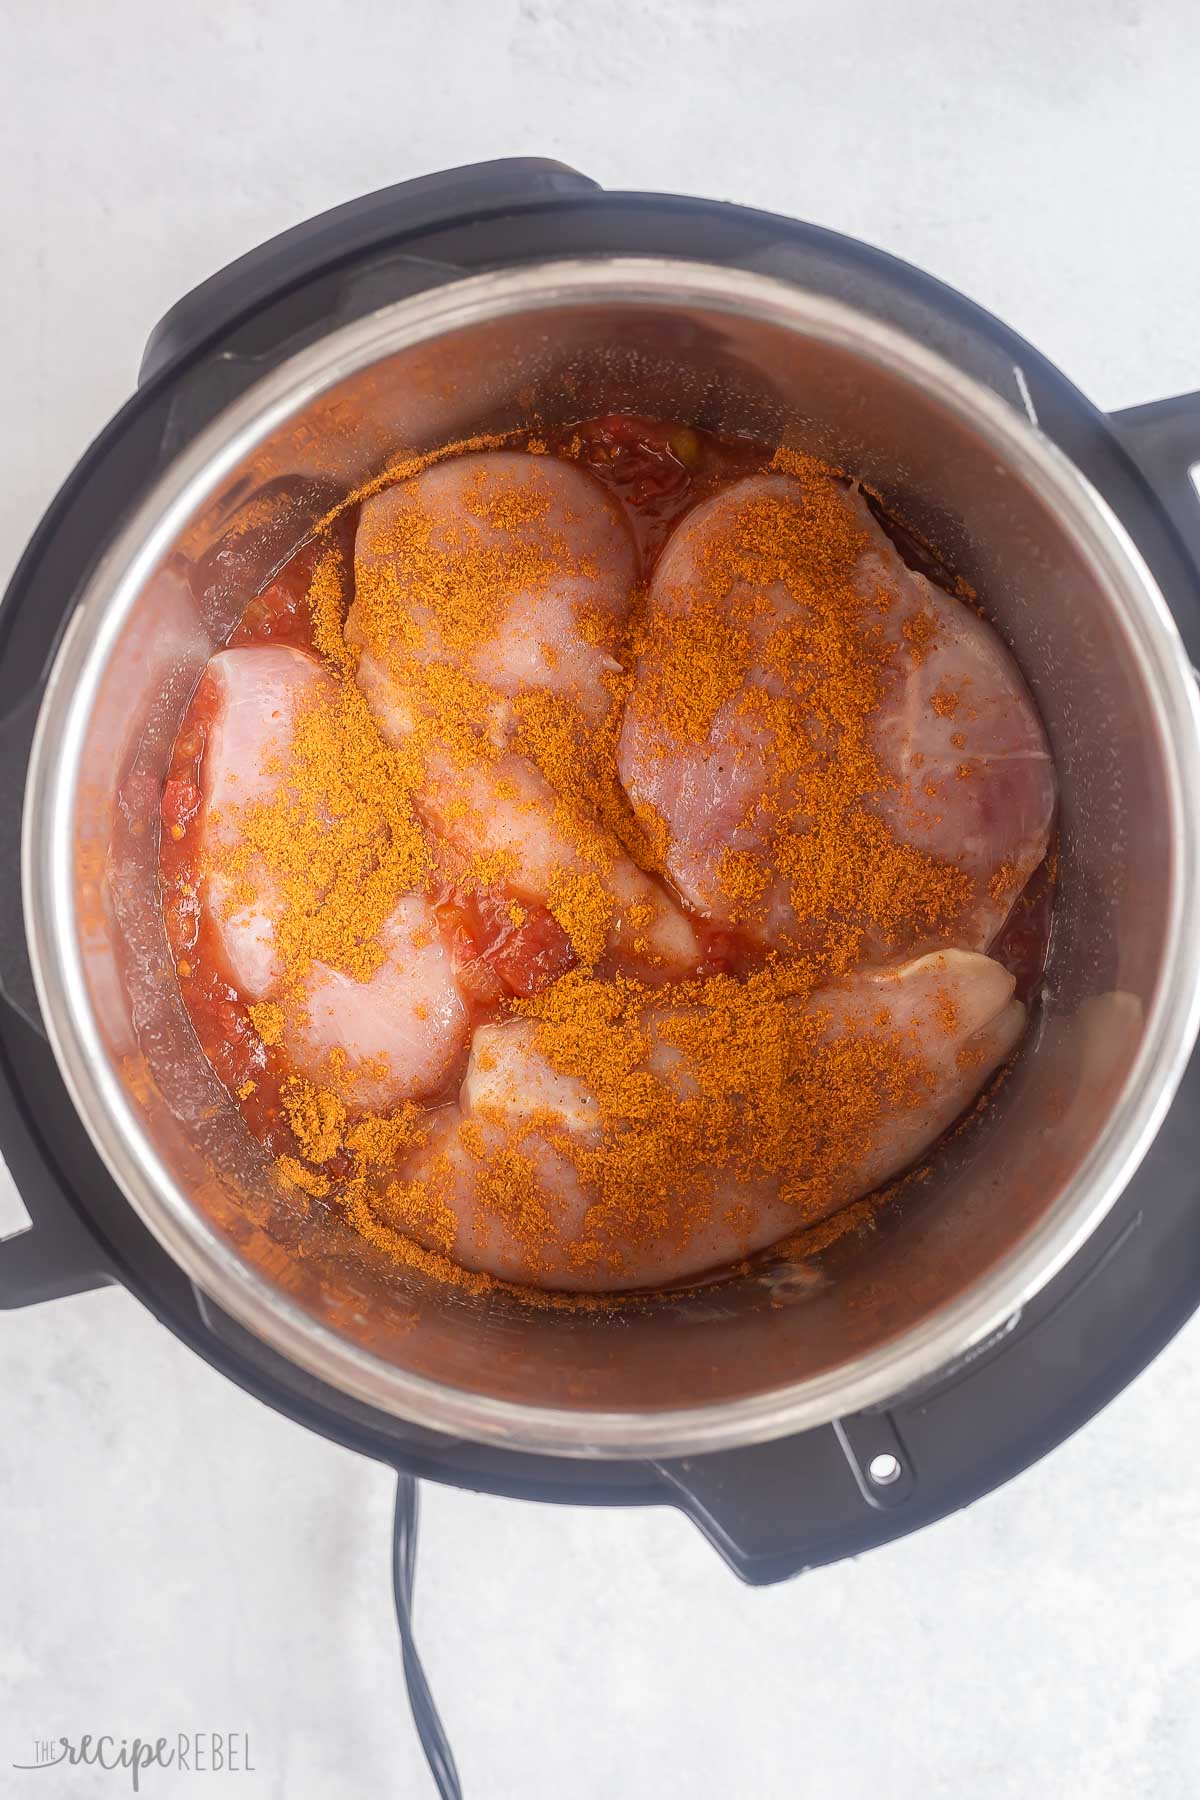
[4,158,1200,1791]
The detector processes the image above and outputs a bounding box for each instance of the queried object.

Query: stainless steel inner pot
[22,259,1200,1457]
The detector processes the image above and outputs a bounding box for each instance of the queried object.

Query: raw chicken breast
[351,449,638,735]
[349,450,702,982]
[789,948,1024,1206]
[385,948,1024,1290]
[852,489,1057,948]
[201,645,333,997]
[616,472,1056,960]
[280,894,468,1110]
[198,645,469,1106]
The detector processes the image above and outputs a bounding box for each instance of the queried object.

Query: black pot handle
[140,157,601,386]
[652,1408,920,1586]
[0,993,116,1310]
[0,675,118,1308]
[0,687,45,1038]
[0,1181,114,1309]
[1110,389,1200,582]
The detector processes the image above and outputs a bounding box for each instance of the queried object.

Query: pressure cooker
[3,162,1200,1784]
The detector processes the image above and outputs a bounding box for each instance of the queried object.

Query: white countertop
[3,3,1199,1794]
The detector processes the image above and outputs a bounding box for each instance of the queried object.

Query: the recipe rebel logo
[12,1733,256,1790]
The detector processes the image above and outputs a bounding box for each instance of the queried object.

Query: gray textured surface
[2,2,1199,1795]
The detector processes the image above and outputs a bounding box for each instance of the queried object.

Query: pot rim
[22,257,1200,1458]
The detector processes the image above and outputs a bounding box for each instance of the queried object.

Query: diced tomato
[485,907,576,997]
[455,955,508,1009]
[164,889,200,955]
[161,777,201,835]
[173,721,207,764]
[438,901,478,959]
[234,567,308,641]
[439,889,575,1001]
[574,414,692,504]
[580,414,680,453]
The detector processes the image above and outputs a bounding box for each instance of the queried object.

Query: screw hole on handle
[868,1452,902,1486]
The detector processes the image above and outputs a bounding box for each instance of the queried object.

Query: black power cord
[392,1474,463,1799]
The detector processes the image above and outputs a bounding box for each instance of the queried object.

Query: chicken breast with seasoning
[379,948,1024,1291]
[348,449,704,984]
[200,645,333,998]
[197,645,468,1107]
[616,469,1056,967]
[351,449,639,735]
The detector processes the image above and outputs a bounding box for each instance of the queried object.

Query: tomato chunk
[440,890,575,1000]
